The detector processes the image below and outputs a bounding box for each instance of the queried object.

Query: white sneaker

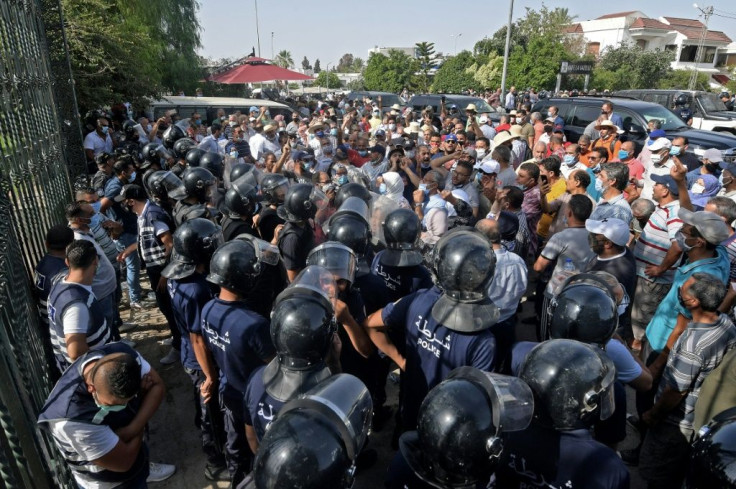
[147,462,176,482]
[159,348,179,365]
[118,322,136,333]
[158,336,173,346]
[120,339,137,348]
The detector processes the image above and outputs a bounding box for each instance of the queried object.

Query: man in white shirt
[84,118,114,164]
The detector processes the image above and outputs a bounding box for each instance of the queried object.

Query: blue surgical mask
[303,161,312,170]
[563,155,576,166]
[379,183,387,194]
[358,150,368,157]
[229,150,238,159]
[330,128,338,136]
[675,231,694,252]
[618,150,629,160]
[337,175,349,185]
[594,178,604,193]
[669,146,681,156]
[92,392,128,423]
[195,119,202,126]
[129,171,136,183]
[100,126,109,135]
[418,183,429,195]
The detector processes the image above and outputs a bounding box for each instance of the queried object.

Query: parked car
[408,94,502,123]
[532,96,736,161]
[614,89,736,135]
[346,91,406,113]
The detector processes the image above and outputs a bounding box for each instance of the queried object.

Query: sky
[198,0,736,67]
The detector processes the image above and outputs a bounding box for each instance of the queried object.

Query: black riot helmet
[675,93,691,106]
[263,290,336,402]
[230,162,255,182]
[162,218,223,280]
[146,170,186,202]
[181,167,216,201]
[334,182,372,209]
[185,147,206,167]
[430,229,499,333]
[253,374,372,489]
[306,242,357,285]
[381,208,423,267]
[206,240,262,295]
[173,138,197,159]
[520,339,616,431]
[122,120,136,137]
[277,183,328,223]
[688,407,736,489]
[224,177,259,219]
[199,151,223,179]
[327,214,371,257]
[401,368,534,488]
[260,173,290,205]
[548,273,618,346]
[141,142,161,162]
[162,124,186,149]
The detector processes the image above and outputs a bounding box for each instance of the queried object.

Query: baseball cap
[497,211,520,241]
[451,189,470,204]
[292,151,314,162]
[479,115,489,124]
[703,148,724,163]
[115,184,147,202]
[721,162,736,175]
[648,138,672,152]
[647,129,666,142]
[444,133,458,142]
[249,106,259,113]
[678,208,730,244]
[544,117,556,123]
[585,218,629,247]
[650,174,679,196]
[476,159,501,175]
[375,129,386,137]
[370,144,386,155]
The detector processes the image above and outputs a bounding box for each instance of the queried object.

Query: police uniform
[241,261,288,320]
[255,206,284,243]
[243,365,285,442]
[495,421,630,489]
[47,278,112,372]
[371,251,434,303]
[200,297,274,484]
[676,106,693,124]
[167,273,224,466]
[37,343,150,488]
[173,200,209,227]
[277,221,315,273]
[220,215,255,242]
[34,254,68,375]
[381,286,496,430]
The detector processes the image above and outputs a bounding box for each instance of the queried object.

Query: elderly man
[560,144,588,179]
[541,169,595,237]
[718,162,736,203]
[590,163,632,224]
[615,141,644,181]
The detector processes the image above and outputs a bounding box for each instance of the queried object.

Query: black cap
[370,144,385,155]
[46,224,74,251]
[114,184,147,202]
[498,211,519,241]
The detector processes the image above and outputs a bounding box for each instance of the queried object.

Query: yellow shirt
[537,177,567,239]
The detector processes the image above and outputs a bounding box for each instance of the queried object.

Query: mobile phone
[540,174,548,185]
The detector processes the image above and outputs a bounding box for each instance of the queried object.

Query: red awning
[713,74,731,85]
[208,57,313,84]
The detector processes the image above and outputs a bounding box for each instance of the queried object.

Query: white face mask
[691,183,705,194]
[476,148,487,159]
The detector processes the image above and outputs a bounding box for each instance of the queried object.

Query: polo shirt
[589,193,632,225]
[634,200,682,284]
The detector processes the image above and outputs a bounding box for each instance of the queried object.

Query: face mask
[418,183,429,195]
[220,116,226,121]
[618,291,630,316]
[406,150,415,159]
[544,126,553,133]
[229,150,239,159]
[358,150,368,157]
[594,178,604,193]
[195,119,202,126]
[100,126,109,135]
[519,184,528,191]
[302,161,312,170]
[723,176,733,187]
[129,171,136,183]
[337,175,349,186]
[675,231,694,252]
[618,150,629,160]
[650,153,663,164]
[388,124,396,131]
[146,124,152,132]
[691,183,705,194]
[379,183,387,194]
[705,163,719,174]
[669,146,681,156]
[92,392,128,422]
[290,141,298,149]
[229,121,237,127]
[330,128,338,136]
[475,172,483,185]
[563,155,576,166]
[547,111,554,118]
[476,148,487,159]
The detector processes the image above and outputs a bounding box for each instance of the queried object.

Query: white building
[368,46,418,58]
[564,11,733,88]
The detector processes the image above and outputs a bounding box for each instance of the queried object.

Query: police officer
[674,93,694,126]
[221,177,259,241]
[143,170,186,217]
[276,183,324,281]
[334,182,372,209]
[254,173,289,243]
[172,167,216,227]
[162,218,227,481]
[371,207,433,303]
[37,343,173,487]
[387,367,534,489]
[247,374,372,489]
[162,123,186,150]
[243,267,338,452]
[47,240,112,372]
[200,239,275,487]
[688,406,736,488]
[495,339,630,489]
[365,228,500,432]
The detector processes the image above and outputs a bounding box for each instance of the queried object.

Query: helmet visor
[285,265,338,308]
[154,144,173,161]
[160,171,187,200]
[307,243,356,284]
[236,234,280,267]
[596,358,617,421]
[309,186,330,211]
[231,175,258,198]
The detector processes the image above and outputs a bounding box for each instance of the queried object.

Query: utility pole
[689,4,714,90]
[271,32,274,60]
[254,0,261,57]
[500,0,515,109]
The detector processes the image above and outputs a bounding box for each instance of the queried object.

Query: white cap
[648,137,672,151]
[475,159,501,175]
[585,218,630,247]
[451,189,470,204]
[479,115,489,124]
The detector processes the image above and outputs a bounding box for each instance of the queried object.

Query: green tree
[657,69,709,90]
[314,59,322,73]
[274,50,294,68]
[301,56,312,71]
[363,50,418,93]
[337,53,354,72]
[415,41,436,92]
[432,51,480,93]
[506,36,571,90]
[314,71,342,88]
[347,78,366,90]
[351,57,365,72]
[597,43,674,90]
[467,53,504,90]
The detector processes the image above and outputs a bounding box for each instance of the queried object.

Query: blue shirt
[243,365,284,442]
[586,168,602,201]
[371,251,434,303]
[197,134,221,154]
[103,176,138,234]
[589,193,632,225]
[201,297,274,399]
[488,247,528,322]
[610,113,624,130]
[646,246,730,352]
[168,273,216,370]
[382,287,496,429]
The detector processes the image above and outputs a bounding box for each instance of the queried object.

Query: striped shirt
[634,200,682,284]
[722,233,736,283]
[659,313,736,429]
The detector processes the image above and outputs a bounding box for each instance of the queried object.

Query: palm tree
[274,50,294,68]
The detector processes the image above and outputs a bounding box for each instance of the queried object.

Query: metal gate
[0,0,82,487]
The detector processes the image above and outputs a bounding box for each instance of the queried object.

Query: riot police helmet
[185,147,206,167]
[380,208,423,267]
[173,138,197,159]
[199,151,223,179]
[334,182,372,209]
[688,406,736,489]
[224,177,259,219]
[306,242,357,285]
[181,167,216,201]
[260,173,290,205]
[162,218,223,280]
[277,183,329,223]
[206,239,263,295]
[162,124,186,149]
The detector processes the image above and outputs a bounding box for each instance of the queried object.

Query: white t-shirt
[61,282,94,335]
[83,132,113,157]
[48,352,151,489]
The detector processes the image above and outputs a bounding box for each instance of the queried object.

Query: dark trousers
[221,391,251,486]
[490,316,517,375]
[145,265,180,351]
[186,368,225,465]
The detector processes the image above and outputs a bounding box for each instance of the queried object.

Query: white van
[147,96,293,124]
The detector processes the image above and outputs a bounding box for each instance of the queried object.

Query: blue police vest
[37,342,147,484]
[139,202,171,267]
[47,280,111,370]
[34,254,67,326]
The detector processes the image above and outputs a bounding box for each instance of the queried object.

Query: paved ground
[125,278,647,489]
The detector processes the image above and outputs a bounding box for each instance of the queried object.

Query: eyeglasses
[445,140,457,144]
[452,170,471,178]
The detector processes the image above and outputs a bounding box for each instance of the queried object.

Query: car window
[634,104,689,130]
[570,105,601,128]
[618,109,645,133]
[698,92,728,112]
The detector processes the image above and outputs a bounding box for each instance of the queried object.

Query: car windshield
[447,97,493,113]
[637,104,689,131]
[697,92,728,112]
